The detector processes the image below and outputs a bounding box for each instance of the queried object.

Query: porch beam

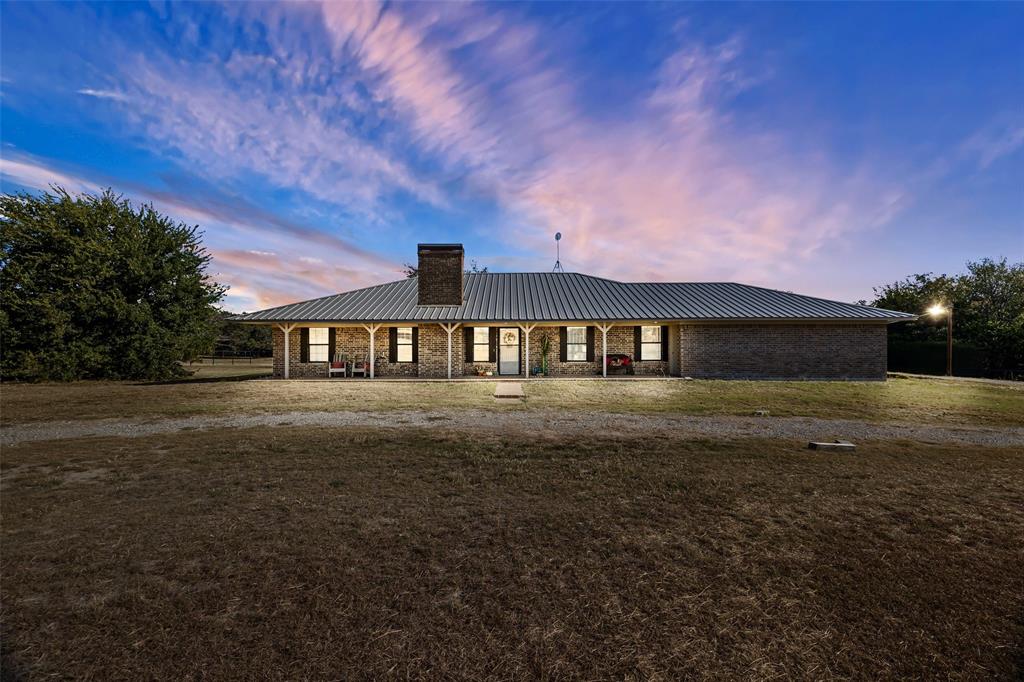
[595,323,614,378]
[277,323,297,379]
[439,323,461,380]
[518,323,537,378]
[362,323,382,378]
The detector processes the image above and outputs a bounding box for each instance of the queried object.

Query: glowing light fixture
[925,303,953,376]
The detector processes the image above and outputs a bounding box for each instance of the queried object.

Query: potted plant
[538,332,552,376]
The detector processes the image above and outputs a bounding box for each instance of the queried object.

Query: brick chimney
[417,243,464,306]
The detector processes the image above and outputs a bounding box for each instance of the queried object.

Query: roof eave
[228,315,915,325]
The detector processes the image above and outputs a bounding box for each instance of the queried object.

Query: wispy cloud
[501,40,907,284]
[962,118,1024,169]
[76,88,128,102]
[304,5,907,285]
[1,155,101,195]
[69,6,447,226]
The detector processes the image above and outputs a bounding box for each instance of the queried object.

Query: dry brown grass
[179,358,273,380]
[2,374,1022,427]
[3,427,1022,679]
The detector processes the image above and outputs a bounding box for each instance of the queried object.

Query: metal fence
[189,351,271,365]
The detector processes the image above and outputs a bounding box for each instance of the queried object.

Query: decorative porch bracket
[439,322,461,380]
[361,323,382,378]
[518,323,537,378]
[276,323,297,379]
[595,323,614,378]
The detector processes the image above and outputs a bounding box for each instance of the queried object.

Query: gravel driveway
[3,409,1023,447]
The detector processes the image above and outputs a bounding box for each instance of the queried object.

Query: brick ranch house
[231,244,915,380]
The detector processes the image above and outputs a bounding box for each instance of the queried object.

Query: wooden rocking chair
[328,351,349,378]
[351,354,369,378]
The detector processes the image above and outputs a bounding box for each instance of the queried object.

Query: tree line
[870,258,1023,379]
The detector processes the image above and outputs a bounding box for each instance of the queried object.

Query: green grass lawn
[2,374,1022,426]
[3,427,1022,679]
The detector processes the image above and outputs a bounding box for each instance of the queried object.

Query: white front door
[498,328,520,375]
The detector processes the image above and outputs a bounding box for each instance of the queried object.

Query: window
[566,326,587,361]
[308,327,329,362]
[640,325,662,360]
[473,327,490,362]
[395,327,414,362]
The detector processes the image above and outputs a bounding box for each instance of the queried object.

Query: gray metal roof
[230,273,915,323]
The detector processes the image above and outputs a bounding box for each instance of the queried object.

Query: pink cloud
[79,6,446,222]
[301,5,909,289]
[321,2,482,159]
[211,248,389,310]
[0,156,101,195]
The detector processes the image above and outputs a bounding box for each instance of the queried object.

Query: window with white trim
[308,327,329,362]
[472,327,489,362]
[640,325,662,360]
[396,327,414,362]
[566,326,587,361]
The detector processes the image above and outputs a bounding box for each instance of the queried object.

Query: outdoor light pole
[945,306,953,376]
[928,304,953,376]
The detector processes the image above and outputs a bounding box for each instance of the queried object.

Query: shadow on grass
[135,372,272,386]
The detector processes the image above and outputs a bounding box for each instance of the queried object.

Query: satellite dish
[553,232,564,272]
[555,232,561,241]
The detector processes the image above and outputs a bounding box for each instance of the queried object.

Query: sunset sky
[2,1,1021,311]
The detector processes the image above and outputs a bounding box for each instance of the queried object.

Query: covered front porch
[270,321,677,380]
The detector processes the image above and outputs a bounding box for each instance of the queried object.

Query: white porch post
[440,323,461,380]
[277,323,296,379]
[362,323,382,378]
[596,323,613,378]
[519,323,536,378]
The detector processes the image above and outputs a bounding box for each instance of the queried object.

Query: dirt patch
[61,468,108,485]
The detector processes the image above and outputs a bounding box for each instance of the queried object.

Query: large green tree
[1,188,226,381]
[873,258,1024,379]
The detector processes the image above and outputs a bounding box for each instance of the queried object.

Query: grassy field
[2,377,1021,677]
[3,427,1022,679]
[179,358,273,380]
[2,374,1022,426]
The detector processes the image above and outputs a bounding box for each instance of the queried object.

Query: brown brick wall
[524,326,668,376]
[272,326,418,378]
[460,326,668,377]
[419,325,464,378]
[417,246,464,306]
[271,327,325,379]
[678,323,887,380]
[272,323,887,380]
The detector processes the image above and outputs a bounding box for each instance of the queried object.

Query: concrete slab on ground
[494,383,525,399]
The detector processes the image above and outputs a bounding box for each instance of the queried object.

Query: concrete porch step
[494,382,525,400]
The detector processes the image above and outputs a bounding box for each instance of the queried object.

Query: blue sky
[1,1,1021,311]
